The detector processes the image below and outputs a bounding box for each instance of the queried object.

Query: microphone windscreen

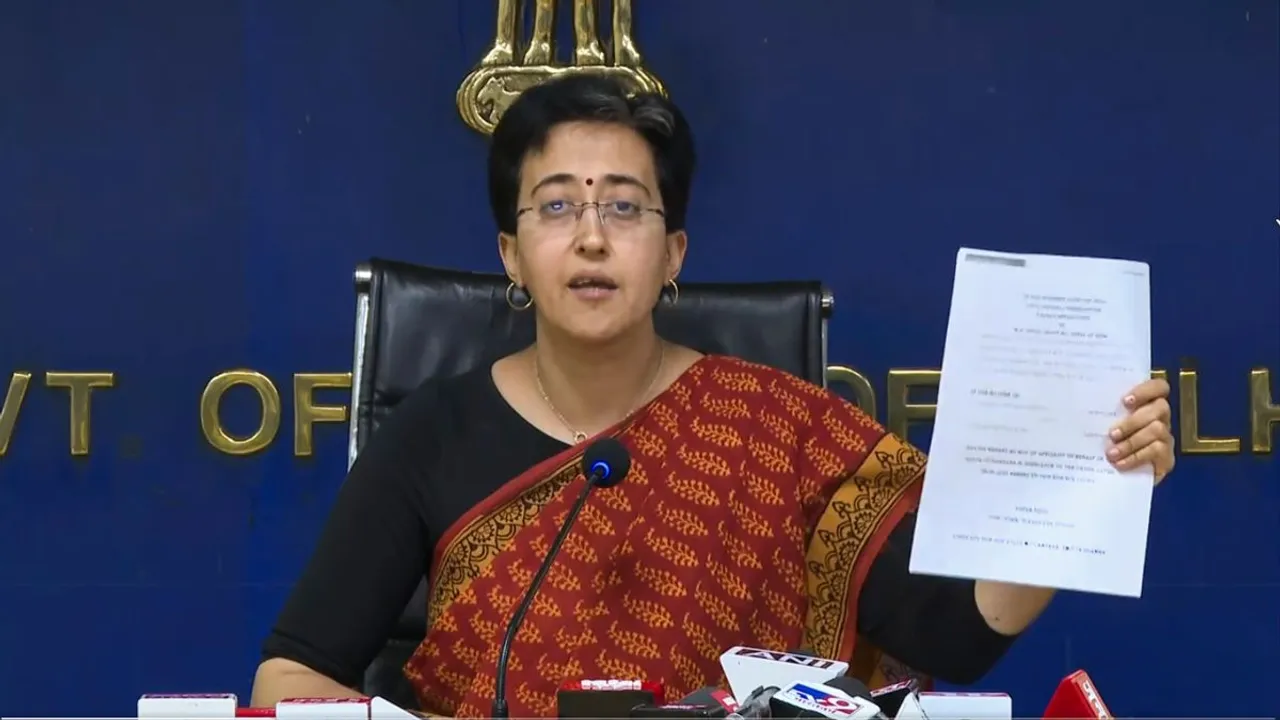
[582,437,631,487]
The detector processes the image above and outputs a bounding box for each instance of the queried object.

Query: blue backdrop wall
[1,1,1277,716]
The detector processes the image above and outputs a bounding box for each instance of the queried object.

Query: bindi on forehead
[585,177,594,186]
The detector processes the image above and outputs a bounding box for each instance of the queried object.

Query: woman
[251,75,1176,717]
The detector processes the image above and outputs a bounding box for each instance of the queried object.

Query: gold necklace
[534,341,666,444]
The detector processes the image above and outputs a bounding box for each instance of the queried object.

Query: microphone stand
[490,470,605,719]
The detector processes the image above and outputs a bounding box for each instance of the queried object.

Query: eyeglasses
[516,200,666,233]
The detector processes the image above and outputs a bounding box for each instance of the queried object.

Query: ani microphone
[490,437,633,720]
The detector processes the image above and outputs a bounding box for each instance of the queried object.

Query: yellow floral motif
[718,523,765,569]
[695,582,742,632]
[530,593,561,618]
[758,409,798,446]
[536,654,584,683]
[449,640,480,669]
[670,648,705,691]
[804,436,847,479]
[656,500,711,536]
[772,547,806,591]
[632,560,689,596]
[572,599,610,624]
[554,625,598,652]
[748,438,794,474]
[506,563,533,586]
[781,371,828,398]
[747,612,788,650]
[681,614,723,662]
[514,621,543,645]
[760,584,803,628]
[690,415,745,447]
[607,620,662,659]
[514,685,556,717]
[591,567,624,593]
[561,532,600,564]
[677,443,734,476]
[711,367,765,393]
[743,470,786,506]
[705,558,752,601]
[622,591,676,628]
[704,395,751,419]
[769,379,813,425]
[577,503,616,536]
[651,401,680,435]
[669,379,694,410]
[546,563,583,592]
[486,586,517,616]
[782,515,805,547]
[627,461,651,486]
[822,406,873,455]
[666,475,721,506]
[643,527,700,567]
[436,668,471,697]
[597,486,634,512]
[727,490,775,537]
[595,650,648,680]
[629,426,668,460]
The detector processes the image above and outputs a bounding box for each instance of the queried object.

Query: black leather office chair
[345,258,833,708]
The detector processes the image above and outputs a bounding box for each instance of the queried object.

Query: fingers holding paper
[1106,377,1175,484]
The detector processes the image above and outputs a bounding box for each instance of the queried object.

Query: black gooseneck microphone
[490,437,632,720]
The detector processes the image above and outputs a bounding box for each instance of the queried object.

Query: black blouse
[262,365,1015,689]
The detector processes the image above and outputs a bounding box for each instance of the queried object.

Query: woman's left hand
[1106,377,1175,485]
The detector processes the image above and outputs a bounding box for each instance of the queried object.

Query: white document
[909,247,1154,597]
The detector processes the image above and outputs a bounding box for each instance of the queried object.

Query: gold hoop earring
[506,282,533,311]
[665,278,679,305]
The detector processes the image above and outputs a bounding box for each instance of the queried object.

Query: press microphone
[719,646,849,704]
[770,677,885,719]
[826,678,888,720]
[680,686,740,712]
[628,686,740,718]
[1041,670,1112,719]
[726,685,781,719]
[870,680,928,720]
[490,437,632,720]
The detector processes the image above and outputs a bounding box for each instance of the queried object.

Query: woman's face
[499,121,687,345]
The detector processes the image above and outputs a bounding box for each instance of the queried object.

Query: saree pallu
[403,355,926,718]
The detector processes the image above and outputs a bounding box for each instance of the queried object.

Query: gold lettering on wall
[825,365,876,419]
[3,365,1276,459]
[200,370,282,456]
[294,373,352,457]
[45,371,115,456]
[0,372,33,456]
[1249,368,1279,454]
[886,369,940,440]
[1177,369,1241,454]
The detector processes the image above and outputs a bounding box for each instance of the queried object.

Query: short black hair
[487,74,696,235]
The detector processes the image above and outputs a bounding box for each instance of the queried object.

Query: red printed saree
[402,355,926,718]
